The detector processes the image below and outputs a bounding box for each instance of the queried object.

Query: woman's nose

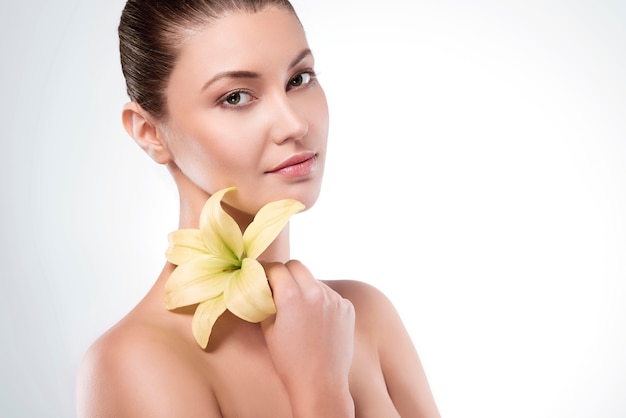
[268,93,309,144]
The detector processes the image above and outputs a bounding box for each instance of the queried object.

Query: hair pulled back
[119,0,297,119]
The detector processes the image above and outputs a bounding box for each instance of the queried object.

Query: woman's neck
[176,186,292,264]
[257,225,291,264]
[169,163,292,263]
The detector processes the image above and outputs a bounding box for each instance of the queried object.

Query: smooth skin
[77,7,440,418]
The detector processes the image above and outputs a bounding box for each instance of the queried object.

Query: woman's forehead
[175,8,308,73]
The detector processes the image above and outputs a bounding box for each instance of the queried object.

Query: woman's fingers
[263,261,301,299]
[261,259,355,394]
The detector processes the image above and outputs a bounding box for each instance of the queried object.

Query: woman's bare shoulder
[323,279,387,298]
[323,279,407,343]
[76,310,221,417]
[323,280,397,320]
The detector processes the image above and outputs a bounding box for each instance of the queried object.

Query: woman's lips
[267,152,317,178]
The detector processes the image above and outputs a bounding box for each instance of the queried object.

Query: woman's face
[162,7,329,215]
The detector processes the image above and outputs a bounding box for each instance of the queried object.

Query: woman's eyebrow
[201,70,260,92]
[200,48,313,93]
[288,48,313,70]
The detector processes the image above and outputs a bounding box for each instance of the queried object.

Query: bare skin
[77,260,439,417]
[77,7,440,418]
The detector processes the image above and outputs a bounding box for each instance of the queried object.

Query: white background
[1,0,625,417]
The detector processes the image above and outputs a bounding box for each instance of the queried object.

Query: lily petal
[166,229,205,266]
[199,187,243,264]
[192,296,227,349]
[243,199,305,259]
[165,255,234,310]
[224,258,276,322]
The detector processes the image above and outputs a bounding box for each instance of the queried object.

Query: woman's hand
[261,260,356,418]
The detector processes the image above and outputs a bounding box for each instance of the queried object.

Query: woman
[77,1,440,416]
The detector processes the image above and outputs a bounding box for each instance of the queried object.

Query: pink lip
[267,151,317,177]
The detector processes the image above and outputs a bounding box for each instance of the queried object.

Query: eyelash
[218,69,317,109]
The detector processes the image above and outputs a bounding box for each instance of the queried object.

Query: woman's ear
[121,102,173,164]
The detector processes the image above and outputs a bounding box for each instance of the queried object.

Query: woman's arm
[331,280,441,418]
[378,293,440,417]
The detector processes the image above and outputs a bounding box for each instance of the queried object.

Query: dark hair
[118,0,297,119]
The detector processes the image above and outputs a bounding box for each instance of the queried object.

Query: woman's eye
[222,91,253,106]
[288,72,313,89]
